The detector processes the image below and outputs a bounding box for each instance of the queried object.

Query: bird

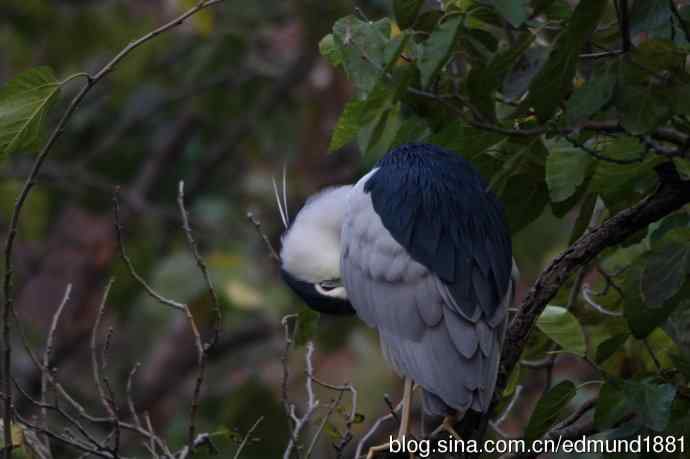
[278,142,517,453]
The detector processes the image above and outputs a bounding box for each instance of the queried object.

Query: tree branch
[498,168,690,391]
[1,2,227,456]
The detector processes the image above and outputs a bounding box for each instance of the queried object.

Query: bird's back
[340,143,515,415]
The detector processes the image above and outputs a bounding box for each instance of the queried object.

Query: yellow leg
[398,377,413,439]
[366,442,391,459]
[431,414,461,440]
[366,377,415,458]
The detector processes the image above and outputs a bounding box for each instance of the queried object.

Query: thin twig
[41,284,72,430]
[232,416,263,459]
[177,180,222,347]
[126,363,142,430]
[113,188,185,311]
[1,3,227,454]
[247,211,281,262]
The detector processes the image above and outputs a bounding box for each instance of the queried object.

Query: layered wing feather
[340,144,514,414]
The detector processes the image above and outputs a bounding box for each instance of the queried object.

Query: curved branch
[498,168,690,390]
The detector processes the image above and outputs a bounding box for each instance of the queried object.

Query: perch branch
[498,168,690,391]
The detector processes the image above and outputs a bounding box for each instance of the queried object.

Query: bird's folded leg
[366,377,415,459]
[431,414,461,441]
[397,377,413,439]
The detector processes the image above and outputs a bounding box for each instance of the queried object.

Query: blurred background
[0,1,597,457]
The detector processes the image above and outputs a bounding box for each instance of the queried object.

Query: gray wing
[341,175,515,414]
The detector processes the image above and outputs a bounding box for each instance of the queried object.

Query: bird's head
[276,183,356,315]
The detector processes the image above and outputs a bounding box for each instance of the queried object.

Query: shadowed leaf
[525,381,576,441]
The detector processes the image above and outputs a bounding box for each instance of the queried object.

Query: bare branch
[113,189,185,311]
[232,416,263,459]
[247,211,281,263]
[41,284,72,431]
[1,3,228,453]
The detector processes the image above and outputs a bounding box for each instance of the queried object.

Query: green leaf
[520,0,606,120]
[492,0,530,28]
[565,73,616,125]
[333,16,392,95]
[669,352,690,380]
[329,99,367,151]
[390,115,431,148]
[624,256,680,339]
[536,305,587,356]
[501,172,549,233]
[319,34,343,67]
[430,122,505,157]
[524,381,576,441]
[294,308,320,346]
[595,379,630,430]
[622,379,677,431]
[590,138,660,198]
[394,0,423,29]
[545,144,592,203]
[595,333,629,364]
[357,102,402,158]
[641,242,690,307]
[673,157,690,180]
[416,15,463,88]
[616,84,671,135]
[466,33,534,120]
[0,66,61,156]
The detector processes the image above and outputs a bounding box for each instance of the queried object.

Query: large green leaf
[430,122,505,157]
[565,72,616,125]
[641,242,690,307]
[466,33,534,120]
[393,0,423,29]
[332,16,394,95]
[328,99,367,152]
[622,379,677,431]
[589,138,660,198]
[524,381,576,441]
[595,333,630,364]
[319,34,343,67]
[492,0,530,28]
[595,379,630,430]
[545,144,592,203]
[520,0,606,120]
[616,84,671,135]
[416,15,463,88]
[0,66,61,156]
[328,83,398,152]
[501,173,549,233]
[624,256,681,339]
[536,305,587,356]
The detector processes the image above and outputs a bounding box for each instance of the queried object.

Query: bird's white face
[279,185,354,312]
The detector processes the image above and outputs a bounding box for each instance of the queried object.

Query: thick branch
[498,171,690,389]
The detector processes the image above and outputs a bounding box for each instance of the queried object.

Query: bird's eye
[318,279,341,291]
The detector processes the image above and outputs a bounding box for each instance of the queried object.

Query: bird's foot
[366,441,391,459]
[431,415,461,441]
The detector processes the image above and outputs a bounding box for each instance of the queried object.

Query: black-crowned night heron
[278,143,517,454]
